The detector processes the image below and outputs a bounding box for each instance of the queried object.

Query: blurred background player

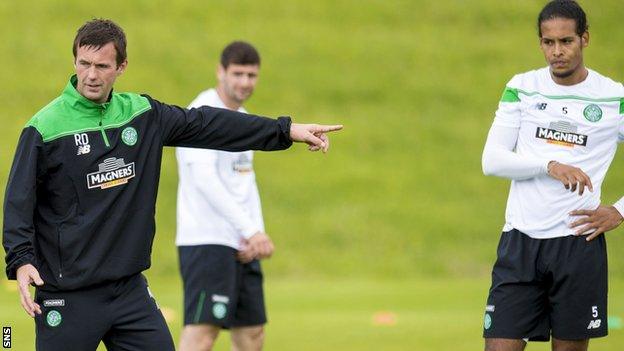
[176,41,274,351]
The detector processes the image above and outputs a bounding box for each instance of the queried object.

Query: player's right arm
[183,153,261,239]
[180,153,274,262]
[3,127,45,316]
[481,124,548,179]
[481,83,592,195]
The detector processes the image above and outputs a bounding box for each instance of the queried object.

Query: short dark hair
[537,0,588,37]
[73,19,127,67]
[220,41,260,69]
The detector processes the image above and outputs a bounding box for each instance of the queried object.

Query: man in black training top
[2,18,341,351]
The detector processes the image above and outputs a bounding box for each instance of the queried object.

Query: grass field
[2,0,624,349]
[3,277,624,350]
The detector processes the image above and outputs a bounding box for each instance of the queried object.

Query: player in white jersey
[176,42,275,351]
[481,1,624,351]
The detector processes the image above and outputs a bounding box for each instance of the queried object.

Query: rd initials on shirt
[74,133,91,155]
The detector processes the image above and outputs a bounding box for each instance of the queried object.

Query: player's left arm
[570,111,624,240]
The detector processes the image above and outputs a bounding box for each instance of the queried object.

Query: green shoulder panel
[103,92,152,130]
[500,87,520,103]
[25,96,64,135]
[620,98,624,114]
[26,92,151,142]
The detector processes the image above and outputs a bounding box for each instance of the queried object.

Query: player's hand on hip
[16,264,44,317]
[289,123,343,153]
[547,161,593,195]
[569,205,624,241]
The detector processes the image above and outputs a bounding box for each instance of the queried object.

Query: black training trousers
[34,273,174,351]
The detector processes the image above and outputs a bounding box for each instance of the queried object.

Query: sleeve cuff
[541,159,551,175]
[277,116,293,149]
[613,197,624,218]
[6,255,34,280]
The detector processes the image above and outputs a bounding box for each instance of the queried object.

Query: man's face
[217,64,259,104]
[539,17,588,80]
[74,42,127,104]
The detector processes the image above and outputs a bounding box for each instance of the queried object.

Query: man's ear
[581,31,589,48]
[117,59,128,76]
[217,64,226,81]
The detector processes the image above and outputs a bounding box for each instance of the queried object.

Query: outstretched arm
[151,96,342,153]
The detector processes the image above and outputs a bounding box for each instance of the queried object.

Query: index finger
[20,294,34,317]
[585,173,593,193]
[569,209,593,216]
[313,124,343,133]
[577,172,592,195]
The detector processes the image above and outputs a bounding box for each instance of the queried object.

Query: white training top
[175,89,264,248]
[482,67,624,239]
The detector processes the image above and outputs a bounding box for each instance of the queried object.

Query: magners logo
[232,154,253,173]
[535,121,587,147]
[87,157,136,189]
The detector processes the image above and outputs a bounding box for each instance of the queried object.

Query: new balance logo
[77,145,91,155]
[587,319,602,329]
[535,103,548,110]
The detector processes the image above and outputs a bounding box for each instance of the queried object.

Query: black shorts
[34,273,174,351]
[483,229,608,341]
[179,244,267,328]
